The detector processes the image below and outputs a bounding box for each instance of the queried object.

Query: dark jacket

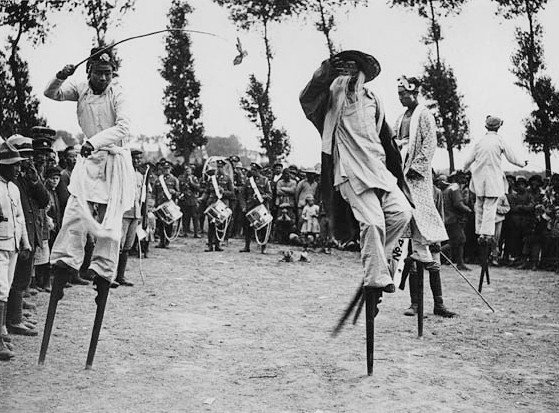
[299,59,412,242]
[14,175,50,248]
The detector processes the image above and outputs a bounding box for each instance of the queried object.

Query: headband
[397,76,417,92]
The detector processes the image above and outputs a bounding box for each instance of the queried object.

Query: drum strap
[159,175,172,201]
[249,177,264,204]
[211,175,222,199]
[141,166,150,203]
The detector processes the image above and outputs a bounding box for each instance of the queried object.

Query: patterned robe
[395,104,448,244]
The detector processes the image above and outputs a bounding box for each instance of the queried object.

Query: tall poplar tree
[213,0,305,164]
[493,0,557,176]
[389,0,469,171]
[160,0,205,162]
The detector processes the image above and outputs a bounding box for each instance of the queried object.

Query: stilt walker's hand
[80,142,94,158]
[56,64,76,80]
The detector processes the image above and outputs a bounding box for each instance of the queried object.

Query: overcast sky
[8,0,559,172]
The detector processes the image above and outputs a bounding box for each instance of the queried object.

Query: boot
[38,261,73,365]
[239,238,250,253]
[0,302,14,360]
[404,269,419,316]
[1,300,11,343]
[260,245,266,254]
[430,270,457,318]
[115,252,134,286]
[7,290,38,336]
[214,242,223,252]
[434,296,457,318]
[36,264,51,292]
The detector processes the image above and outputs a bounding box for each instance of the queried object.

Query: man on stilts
[39,47,135,368]
[300,51,413,374]
[394,76,452,318]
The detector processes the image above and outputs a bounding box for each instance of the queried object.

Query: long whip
[74,28,247,68]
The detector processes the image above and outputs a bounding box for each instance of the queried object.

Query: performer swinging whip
[39,47,135,368]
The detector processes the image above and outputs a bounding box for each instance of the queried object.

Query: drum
[204,199,232,224]
[153,200,183,225]
[246,204,273,230]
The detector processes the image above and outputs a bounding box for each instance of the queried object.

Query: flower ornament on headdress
[397,75,417,91]
[99,53,111,63]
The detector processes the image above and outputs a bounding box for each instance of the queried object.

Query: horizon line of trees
[0,0,558,175]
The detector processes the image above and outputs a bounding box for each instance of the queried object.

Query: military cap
[516,175,527,183]
[159,159,172,167]
[45,166,62,178]
[273,162,283,168]
[228,155,240,163]
[32,138,53,153]
[131,148,143,156]
[528,174,543,183]
[279,202,291,209]
[250,162,262,170]
[216,159,226,166]
[288,165,298,171]
[7,134,33,156]
[30,126,56,141]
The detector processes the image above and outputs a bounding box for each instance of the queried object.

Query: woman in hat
[463,115,528,244]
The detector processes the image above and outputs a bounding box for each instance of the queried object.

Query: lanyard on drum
[158,174,172,201]
[249,177,264,204]
[211,175,222,199]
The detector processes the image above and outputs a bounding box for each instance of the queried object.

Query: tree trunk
[447,147,455,173]
[543,141,551,179]
[318,0,335,56]
[182,147,192,165]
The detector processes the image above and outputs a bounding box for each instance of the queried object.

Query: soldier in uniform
[200,160,234,252]
[178,165,201,238]
[153,160,179,249]
[229,156,245,238]
[239,162,272,254]
[116,149,145,287]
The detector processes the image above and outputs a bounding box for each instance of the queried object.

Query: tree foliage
[389,0,469,171]
[300,0,366,56]
[206,135,244,157]
[0,1,62,137]
[422,58,469,170]
[493,0,555,175]
[240,75,290,164]
[213,0,301,163]
[160,0,205,163]
[78,0,136,46]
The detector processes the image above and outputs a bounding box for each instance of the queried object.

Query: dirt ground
[1,236,558,412]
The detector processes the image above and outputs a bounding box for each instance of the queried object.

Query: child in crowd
[301,195,320,250]
[275,203,296,245]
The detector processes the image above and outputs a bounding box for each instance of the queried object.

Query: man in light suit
[463,116,528,244]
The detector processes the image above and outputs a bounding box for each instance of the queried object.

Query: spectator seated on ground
[275,203,296,245]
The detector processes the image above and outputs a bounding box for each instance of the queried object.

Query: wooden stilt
[365,287,379,376]
[478,244,491,293]
[416,262,424,338]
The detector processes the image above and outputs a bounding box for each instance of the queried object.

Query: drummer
[153,159,179,249]
[239,162,272,254]
[200,159,235,252]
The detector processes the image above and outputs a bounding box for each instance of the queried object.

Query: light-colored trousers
[475,196,499,236]
[50,196,121,282]
[0,251,18,302]
[339,181,413,288]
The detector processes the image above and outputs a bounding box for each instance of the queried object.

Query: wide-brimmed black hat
[332,50,381,82]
